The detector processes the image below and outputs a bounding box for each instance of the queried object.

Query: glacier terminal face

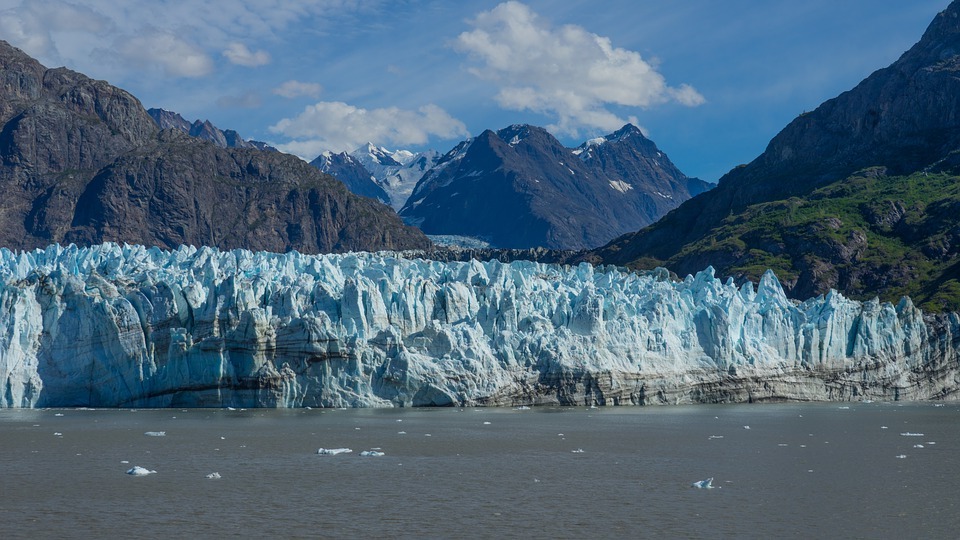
[1,244,959,408]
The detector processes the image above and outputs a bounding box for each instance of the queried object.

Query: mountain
[399,124,712,250]
[355,144,442,212]
[596,2,960,311]
[307,143,440,210]
[4,244,958,407]
[0,41,430,253]
[147,108,278,151]
[310,151,391,204]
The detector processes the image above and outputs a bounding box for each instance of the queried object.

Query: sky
[0,0,950,182]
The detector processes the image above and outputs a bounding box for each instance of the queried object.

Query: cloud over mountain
[455,1,705,136]
[270,101,469,157]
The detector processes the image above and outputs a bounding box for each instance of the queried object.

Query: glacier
[1,243,959,408]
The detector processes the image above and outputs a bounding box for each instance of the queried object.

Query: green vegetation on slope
[632,167,960,312]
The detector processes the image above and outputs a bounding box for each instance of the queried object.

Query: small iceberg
[571,448,585,453]
[360,451,385,457]
[206,472,222,479]
[144,431,166,437]
[126,466,156,476]
[317,448,352,455]
[691,477,714,489]
[900,432,925,437]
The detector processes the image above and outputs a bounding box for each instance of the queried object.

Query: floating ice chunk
[360,451,385,457]
[881,426,888,429]
[121,460,129,464]
[895,454,907,459]
[708,435,724,439]
[743,426,750,430]
[54,413,64,417]
[53,432,62,436]
[483,421,491,425]
[126,466,156,476]
[144,431,166,437]
[900,432,924,437]
[317,448,353,455]
[514,406,531,410]
[913,444,924,448]
[838,406,850,410]
[571,449,584,453]
[206,472,222,479]
[398,431,407,434]
[691,477,714,489]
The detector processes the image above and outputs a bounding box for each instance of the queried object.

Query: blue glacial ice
[2,243,959,408]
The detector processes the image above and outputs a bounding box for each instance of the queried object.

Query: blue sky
[0,0,949,182]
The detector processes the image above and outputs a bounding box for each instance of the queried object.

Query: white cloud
[114,31,214,78]
[273,80,324,99]
[269,101,469,157]
[0,0,365,79]
[0,1,109,62]
[223,42,271,67]
[455,1,705,136]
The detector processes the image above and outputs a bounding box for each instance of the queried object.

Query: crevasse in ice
[1,243,957,408]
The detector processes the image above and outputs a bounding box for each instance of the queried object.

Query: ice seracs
[2,243,960,408]
[691,477,714,489]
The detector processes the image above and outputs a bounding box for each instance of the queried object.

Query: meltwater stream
[1,403,957,538]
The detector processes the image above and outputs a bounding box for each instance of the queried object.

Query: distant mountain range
[0,41,429,253]
[147,108,277,152]
[309,144,440,210]
[594,1,960,311]
[397,124,712,250]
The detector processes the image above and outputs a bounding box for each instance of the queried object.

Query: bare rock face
[0,40,430,253]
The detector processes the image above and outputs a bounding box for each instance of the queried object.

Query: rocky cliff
[0,41,429,253]
[3,243,958,408]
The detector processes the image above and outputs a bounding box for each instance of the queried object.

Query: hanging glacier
[1,243,959,408]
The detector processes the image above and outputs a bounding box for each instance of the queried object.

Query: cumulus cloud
[223,42,271,67]
[114,31,214,78]
[273,80,324,99]
[455,1,704,135]
[269,101,469,157]
[0,0,359,79]
[0,0,109,62]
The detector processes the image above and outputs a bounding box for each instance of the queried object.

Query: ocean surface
[1,402,957,539]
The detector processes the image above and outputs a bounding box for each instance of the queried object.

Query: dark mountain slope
[595,2,960,310]
[400,124,709,249]
[0,40,429,253]
[309,151,391,205]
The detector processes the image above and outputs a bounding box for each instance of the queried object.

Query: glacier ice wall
[2,243,959,408]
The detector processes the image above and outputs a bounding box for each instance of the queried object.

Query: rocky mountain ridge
[147,108,277,152]
[399,124,712,250]
[596,2,960,311]
[0,40,430,253]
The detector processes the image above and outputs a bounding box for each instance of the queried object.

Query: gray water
[0,403,957,539]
